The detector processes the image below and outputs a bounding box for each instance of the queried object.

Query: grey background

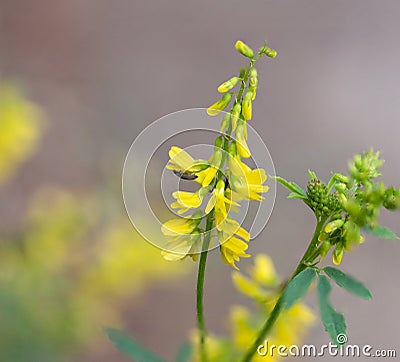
[1,1,399,361]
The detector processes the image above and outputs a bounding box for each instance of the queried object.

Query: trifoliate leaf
[324,267,372,300]
[281,268,316,310]
[317,275,347,345]
[363,225,399,240]
[105,328,166,362]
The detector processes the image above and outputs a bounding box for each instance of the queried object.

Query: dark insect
[173,170,198,180]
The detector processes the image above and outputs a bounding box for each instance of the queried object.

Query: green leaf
[363,225,399,240]
[281,268,316,310]
[176,342,192,362]
[324,267,372,300]
[287,192,308,200]
[105,328,166,362]
[317,275,347,345]
[272,175,307,198]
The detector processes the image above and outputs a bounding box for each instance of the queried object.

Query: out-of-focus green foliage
[0,82,191,361]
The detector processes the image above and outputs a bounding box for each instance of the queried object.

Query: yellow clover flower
[205,180,239,228]
[171,188,208,215]
[161,213,204,261]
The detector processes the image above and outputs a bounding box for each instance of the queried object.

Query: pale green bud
[235,40,254,58]
[249,68,258,88]
[320,241,331,258]
[242,90,253,120]
[218,77,240,93]
[333,245,344,265]
[261,45,277,58]
[231,103,241,131]
[324,219,344,234]
[220,112,231,132]
[207,92,233,116]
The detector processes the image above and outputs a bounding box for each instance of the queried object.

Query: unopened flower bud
[333,245,344,265]
[214,135,223,149]
[231,103,241,131]
[242,90,253,121]
[218,77,240,93]
[249,68,258,87]
[236,122,251,158]
[263,46,277,58]
[207,92,233,116]
[335,183,347,193]
[320,241,331,258]
[220,112,231,133]
[383,186,400,210]
[235,40,254,59]
[324,219,344,234]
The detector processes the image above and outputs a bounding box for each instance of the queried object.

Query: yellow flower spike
[217,77,240,93]
[235,40,254,59]
[231,103,242,131]
[207,92,233,116]
[236,122,251,158]
[242,90,253,121]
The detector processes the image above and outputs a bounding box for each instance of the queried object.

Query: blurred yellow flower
[0,82,42,184]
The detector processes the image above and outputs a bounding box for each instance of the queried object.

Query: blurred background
[0,1,399,361]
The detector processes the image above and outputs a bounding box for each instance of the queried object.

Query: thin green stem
[196,209,214,362]
[240,218,326,362]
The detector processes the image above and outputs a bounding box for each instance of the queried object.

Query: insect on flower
[173,169,198,180]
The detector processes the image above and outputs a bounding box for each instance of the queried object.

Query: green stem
[196,209,214,362]
[240,218,326,362]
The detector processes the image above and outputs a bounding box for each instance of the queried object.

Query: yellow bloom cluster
[162,40,274,269]
[0,82,42,184]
